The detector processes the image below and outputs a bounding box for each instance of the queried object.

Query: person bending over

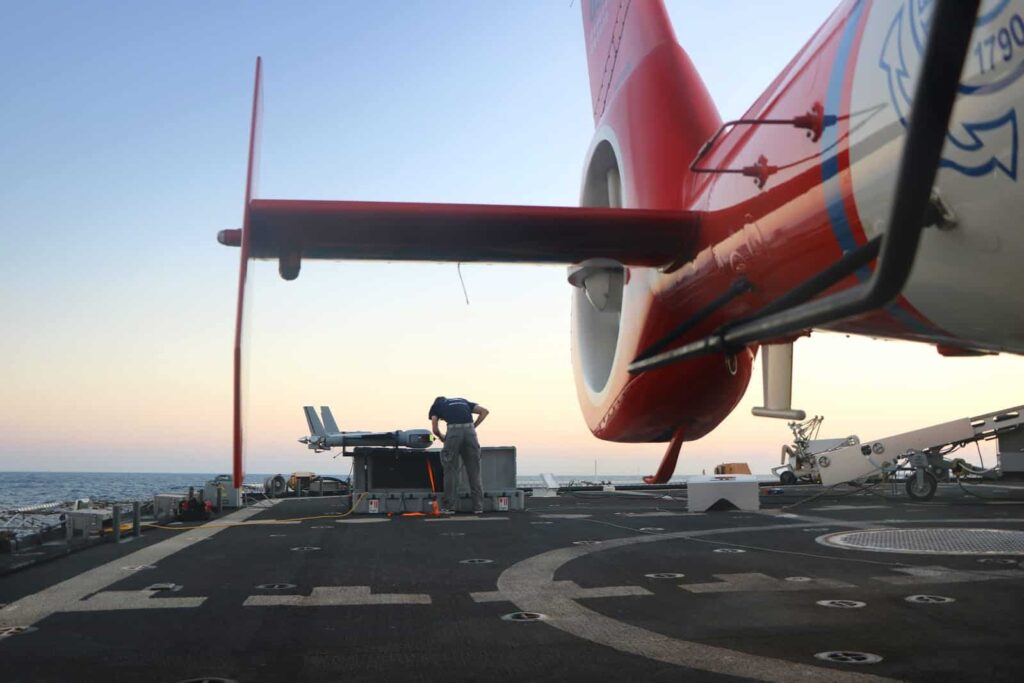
[429,396,489,514]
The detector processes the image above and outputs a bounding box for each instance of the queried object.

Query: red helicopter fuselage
[571,0,1024,456]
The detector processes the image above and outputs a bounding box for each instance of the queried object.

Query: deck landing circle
[817,528,1024,555]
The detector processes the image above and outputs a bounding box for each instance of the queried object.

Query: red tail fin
[581,0,678,124]
[232,57,263,489]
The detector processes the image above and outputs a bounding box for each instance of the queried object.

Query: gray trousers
[441,424,483,511]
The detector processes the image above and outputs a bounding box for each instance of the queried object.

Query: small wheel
[905,471,937,501]
[779,471,798,486]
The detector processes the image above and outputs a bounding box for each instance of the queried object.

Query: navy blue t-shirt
[429,397,477,424]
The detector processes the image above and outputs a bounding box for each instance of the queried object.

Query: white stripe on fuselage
[849,0,1024,351]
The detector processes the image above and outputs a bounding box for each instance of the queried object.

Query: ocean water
[0,471,776,510]
[0,472,263,510]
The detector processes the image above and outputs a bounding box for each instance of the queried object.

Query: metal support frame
[690,102,837,172]
[629,0,980,375]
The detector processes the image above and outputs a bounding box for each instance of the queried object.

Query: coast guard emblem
[880,0,1021,179]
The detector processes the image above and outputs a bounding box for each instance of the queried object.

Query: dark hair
[428,396,446,419]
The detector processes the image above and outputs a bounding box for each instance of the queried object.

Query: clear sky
[1,1,1021,478]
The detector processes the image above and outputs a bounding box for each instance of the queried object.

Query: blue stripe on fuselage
[821,1,932,334]
[821,0,865,257]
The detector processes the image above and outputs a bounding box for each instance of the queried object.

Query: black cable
[954,475,1000,500]
[781,479,891,510]
[631,235,881,374]
[456,263,470,305]
[633,277,751,363]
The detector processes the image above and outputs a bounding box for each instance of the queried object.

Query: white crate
[687,475,760,512]
[154,494,187,523]
[67,509,111,536]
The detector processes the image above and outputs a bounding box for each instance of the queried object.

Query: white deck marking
[963,484,1024,490]
[753,511,877,529]
[470,580,649,603]
[61,590,205,611]
[616,511,689,518]
[610,490,670,497]
[680,572,854,593]
[334,518,390,524]
[214,519,301,526]
[537,514,592,519]
[0,502,278,628]
[872,565,1024,585]
[422,516,509,523]
[243,586,431,607]
[760,511,1024,527]
[494,523,898,682]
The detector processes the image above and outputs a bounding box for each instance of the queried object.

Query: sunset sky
[2,1,1021,479]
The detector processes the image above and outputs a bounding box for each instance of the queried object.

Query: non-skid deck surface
[2,484,1024,682]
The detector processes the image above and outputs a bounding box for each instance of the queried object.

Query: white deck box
[687,475,760,512]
